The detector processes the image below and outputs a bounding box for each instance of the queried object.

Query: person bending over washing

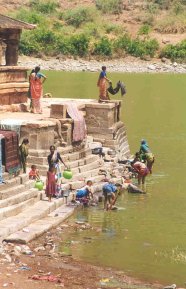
[75,180,93,205]
[131,161,149,186]
[139,139,155,174]
[102,182,122,211]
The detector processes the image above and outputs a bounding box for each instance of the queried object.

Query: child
[45,165,56,202]
[75,180,93,205]
[29,165,40,180]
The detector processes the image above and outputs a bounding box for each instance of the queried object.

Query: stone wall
[0,66,29,105]
[84,101,130,158]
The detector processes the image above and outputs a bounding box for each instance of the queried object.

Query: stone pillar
[5,39,19,66]
[4,30,21,66]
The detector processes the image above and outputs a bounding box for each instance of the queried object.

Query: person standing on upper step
[30,66,47,114]
[19,138,29,174]
[47,145,68,182]
[97,66,111,103]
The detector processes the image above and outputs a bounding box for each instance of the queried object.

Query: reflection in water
[44,72,186,286]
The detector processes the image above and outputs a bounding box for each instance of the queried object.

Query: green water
[45,72,186,286]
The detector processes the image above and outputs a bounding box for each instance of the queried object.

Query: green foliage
[172,1,184,14]
[161,40,186,61]
[69,34,90,56]
[104,23,123,35]
[19,31,40,55]
[13,9,46,24]
[114,35,159,58]
[93,37,112,56]
[34,28,57,44]
[61,7,96,28]
[153,0,173,10]
[138,24,151,35]
[95,0,123,14]
[30,0,59,14]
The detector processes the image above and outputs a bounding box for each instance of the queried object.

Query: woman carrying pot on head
[47,145,68,181]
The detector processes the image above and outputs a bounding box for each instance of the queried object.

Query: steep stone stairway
[0,145,106,244]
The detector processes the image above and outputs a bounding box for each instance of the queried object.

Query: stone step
[0,196,39,222]
[0,180,35,200]
[29,147,91,159]
[0,198,65,241]
[36,159,102,179]
[0,188,40,209]
[27,153,99,168]
[5,205,75,244]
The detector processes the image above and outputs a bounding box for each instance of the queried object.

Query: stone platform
[0,98,130,243]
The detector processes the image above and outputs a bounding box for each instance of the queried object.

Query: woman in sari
[30,66,46,114]
[47,145,68,182]
[139,139,155,174]
[97,66,111,102]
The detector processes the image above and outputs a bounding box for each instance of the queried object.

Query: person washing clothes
[74,180,93,205]
[97,66,111,102]
[139,139,155,174]
[102,181,122,211]
[131,160,149,186]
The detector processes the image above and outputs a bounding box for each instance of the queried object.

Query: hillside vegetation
[4,0,186,62]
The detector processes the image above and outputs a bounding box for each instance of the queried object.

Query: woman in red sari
[30,66,46,114]
[97,66,111,102]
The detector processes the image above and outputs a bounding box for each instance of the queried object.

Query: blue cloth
[36,72,45,79]
[103,183,117,194]
[140,141,151,153]
[100,71,106,78]
[76,188,88,198]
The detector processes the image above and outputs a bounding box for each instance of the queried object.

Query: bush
[93,37,112,56]
[57,34,90,56]
[104,23,123,35]
[138,24,151,35]
[114,35,159,58]
[61,7,96,28]
[14,9,46,24]
[154,0,172,10]
[30,0,59,14]
[95,0,123,14]
[19,31,40,55]
[34,28,57,44]
[161,40,186,61]
[69,34,90,56]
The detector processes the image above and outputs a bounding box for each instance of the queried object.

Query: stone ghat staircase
[27,145,105,191]
[0,146,106,244]
[0,172,74,244]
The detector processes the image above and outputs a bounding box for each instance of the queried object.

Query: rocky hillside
[1,0,186,62]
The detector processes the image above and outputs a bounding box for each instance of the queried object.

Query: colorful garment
[97,71,110,102]
[45,171,56,197]
[30,72,43,113]
[0,130,20,174]
[133,161,149,177]
[66,102,86,142]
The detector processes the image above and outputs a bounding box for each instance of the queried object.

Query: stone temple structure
[0,14,35,105]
